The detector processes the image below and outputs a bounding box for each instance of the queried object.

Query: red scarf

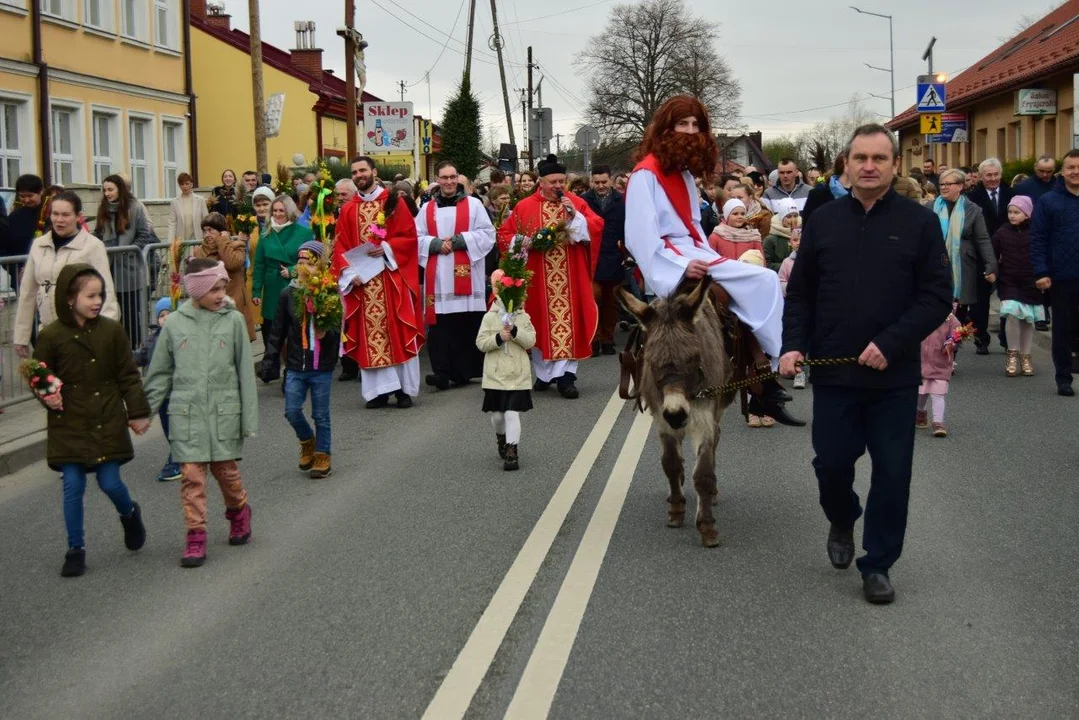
[631,154,706,247]
[424,198,472,325]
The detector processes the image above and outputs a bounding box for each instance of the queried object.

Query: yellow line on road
[421,390,628,720]
[504,410,653,719]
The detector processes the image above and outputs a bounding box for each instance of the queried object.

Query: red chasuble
[332,189,424,369]
[497,192,603,361]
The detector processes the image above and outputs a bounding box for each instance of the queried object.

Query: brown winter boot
[298,438,316,471]
[309,452,332,479]
[1005,349,1020,377]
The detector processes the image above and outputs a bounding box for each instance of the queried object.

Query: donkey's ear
[617,287,654,326]
[678,275,712,321]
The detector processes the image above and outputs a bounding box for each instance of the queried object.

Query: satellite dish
[575,125,600,150]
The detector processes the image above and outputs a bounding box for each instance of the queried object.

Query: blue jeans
[811,384,918,576]
[61,462,135,549]
[284,371,333,453]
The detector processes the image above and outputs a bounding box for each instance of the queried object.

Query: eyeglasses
[939,181,963,187]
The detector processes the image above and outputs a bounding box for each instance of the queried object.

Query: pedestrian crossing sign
[920,113,942,134]
[916,83,946,112]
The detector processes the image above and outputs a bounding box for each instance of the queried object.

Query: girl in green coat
[251,195,313,346]
[34,264,151,578]
[143,258,259,568]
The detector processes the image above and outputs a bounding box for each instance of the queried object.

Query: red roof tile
[889,0,1079,129]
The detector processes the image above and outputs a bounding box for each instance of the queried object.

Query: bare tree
[579,0,742,142]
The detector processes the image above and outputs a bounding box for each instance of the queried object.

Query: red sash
[632,154,706,247]
[424,198,472,325]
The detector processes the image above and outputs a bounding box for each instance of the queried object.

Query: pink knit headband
[183,262,229,300]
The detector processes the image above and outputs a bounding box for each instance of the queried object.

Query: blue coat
[581,189,626,283]
[1030,183,1079,281]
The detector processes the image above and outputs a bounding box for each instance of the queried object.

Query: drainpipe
[31,0,51,186]
[182,0,199,186]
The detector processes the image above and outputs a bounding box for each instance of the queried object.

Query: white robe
[416,196,496,315]
[624,169,784,362]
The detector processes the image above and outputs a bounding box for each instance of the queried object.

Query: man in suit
[965,157,1013,353]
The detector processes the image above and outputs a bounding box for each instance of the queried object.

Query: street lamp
[851,6,895,120]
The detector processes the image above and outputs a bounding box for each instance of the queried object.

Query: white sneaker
[793,370,807,389]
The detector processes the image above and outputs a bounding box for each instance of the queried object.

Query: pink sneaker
[225,504,252,545]
[181,529,207,568]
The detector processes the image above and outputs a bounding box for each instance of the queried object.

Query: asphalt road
[1,341,1076,718]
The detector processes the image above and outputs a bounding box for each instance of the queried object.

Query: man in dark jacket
[1031,148,1079,397]
[781,124,952,605]
[1013,155,1058,203]
[965,158,1013,352]
[1,174,46,256]
[581,165,626,356]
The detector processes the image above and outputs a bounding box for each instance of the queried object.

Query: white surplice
[360,356,420,401]
[624,169,783,362]
[416,195,496,314]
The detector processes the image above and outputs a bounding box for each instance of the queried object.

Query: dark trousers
[340,355,359,377]
[1049,279,1079,386]
[427,311,485,382]
[592,280,621,344]
[811,384,918,576]
[117,290,142,349]
[969,277,993,347]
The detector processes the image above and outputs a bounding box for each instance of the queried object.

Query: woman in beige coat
[14,191,118,356]
[167,172,208,242]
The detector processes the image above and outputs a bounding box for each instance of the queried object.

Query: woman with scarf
[708,198,764,261]
[802,152,850,225]
[251,195,313,352]
[730,183,772,238]
[762,198,801,272]
[209,169,241,222]
[934,169,997,320]
[94,174,154,344]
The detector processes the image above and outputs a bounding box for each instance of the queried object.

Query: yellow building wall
[0,9,33,61]
[192,28,317,182]
[41,22,185,95]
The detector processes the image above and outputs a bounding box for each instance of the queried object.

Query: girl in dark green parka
[33,264,152,578]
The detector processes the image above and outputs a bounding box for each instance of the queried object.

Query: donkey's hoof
[699,528,720,548]
[667,502,686,528]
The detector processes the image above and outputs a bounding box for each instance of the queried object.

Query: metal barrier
[0,240,204,408]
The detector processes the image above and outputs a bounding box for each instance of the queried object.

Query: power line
[408,0,469,87]
[369,0,498,69]
[506,0,616,25]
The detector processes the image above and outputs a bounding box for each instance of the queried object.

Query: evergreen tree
[439,76,482,177]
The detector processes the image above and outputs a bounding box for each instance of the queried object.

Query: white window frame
[83,0,113,32]
[161,116,186,193]
[50,101,86,185]
[91,105,121,185]
[120,0,146,42]
[40,0,75,22]
[127,111,157,199]
[153,0,178,50]
[0,0,30,16]
[0,93,34,188]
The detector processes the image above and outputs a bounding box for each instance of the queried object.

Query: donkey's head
[618,277,715,431]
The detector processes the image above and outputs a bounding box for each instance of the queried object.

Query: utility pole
[489,0,515,147]
[527,46,534,170]
[398,80,407,102]
[342,0,357,162]
[554,133,562,154]
[249,0,267,174]
[463,0,476,83]
[518,88,526,129]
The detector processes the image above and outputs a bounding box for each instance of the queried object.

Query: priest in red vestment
[333,156,424,409]
[497,154,603,398]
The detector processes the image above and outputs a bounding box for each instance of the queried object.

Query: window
[41,0,75,21]
[162,119,184,190]
[154,0,176,49]
[92,110,120,184]
[51,107,77,184]
[121,0,145,40]
[84,0,112,31]
[128,115,155,198]
[0,100,25,187]
[1,0,29,12]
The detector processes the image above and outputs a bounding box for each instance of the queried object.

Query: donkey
[618,276,734,548]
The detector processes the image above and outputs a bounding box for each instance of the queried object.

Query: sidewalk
[0,340,265,476]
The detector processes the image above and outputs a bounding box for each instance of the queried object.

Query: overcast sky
[218,0,1060,146]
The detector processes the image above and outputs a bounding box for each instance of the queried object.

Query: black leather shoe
[601,343,617,356]
[1059,384,1075,397]
[591,342,601,358]
[365,394,390,409]
[533,379,551,392]
[1035,321,1049,332]
[425,373,450,390]
[862,573,895,604]
[826,523,854,569]
[394,391,413,408]
[338,371,358,382]
[975,344,990,356]
[748,396,806,427]
[558,383,579,399]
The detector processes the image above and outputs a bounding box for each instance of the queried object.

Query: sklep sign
[362,102,414,152]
